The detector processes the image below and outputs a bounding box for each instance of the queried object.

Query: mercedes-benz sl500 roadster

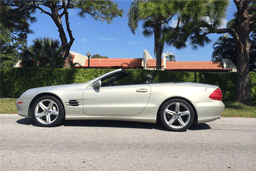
[16,68,224,131]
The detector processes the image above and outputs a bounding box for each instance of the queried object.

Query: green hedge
[1,68,256,101]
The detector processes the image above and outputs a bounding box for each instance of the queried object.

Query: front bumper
[15,98,30,118]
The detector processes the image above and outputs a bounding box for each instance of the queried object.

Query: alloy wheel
[34,99,59,125]
[163,102,191,129]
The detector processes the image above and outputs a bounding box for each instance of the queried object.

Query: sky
[27,0,237,62]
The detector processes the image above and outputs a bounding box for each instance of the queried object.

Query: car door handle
[136,88,148,93]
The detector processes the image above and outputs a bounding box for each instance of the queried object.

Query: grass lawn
[0,98,255,117]
[222,101,256,117]
[0,98,18,114]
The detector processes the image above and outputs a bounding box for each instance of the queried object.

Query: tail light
[209,88,222,101]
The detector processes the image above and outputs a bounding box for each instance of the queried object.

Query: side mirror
[93,80,102,88]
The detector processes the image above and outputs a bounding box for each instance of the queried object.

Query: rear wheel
[159,99,195,131]
[32,95,64,127]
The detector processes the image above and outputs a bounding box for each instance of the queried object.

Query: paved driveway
[0,114,255,171]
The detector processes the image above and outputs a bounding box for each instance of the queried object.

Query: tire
[32,95,65,127]
[159,99,195,131]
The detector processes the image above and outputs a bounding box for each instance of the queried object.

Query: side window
[101,75,116,86]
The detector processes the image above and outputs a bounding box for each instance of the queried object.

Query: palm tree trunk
[154,19,162,70]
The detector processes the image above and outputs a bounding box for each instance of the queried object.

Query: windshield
[101,69,129,86]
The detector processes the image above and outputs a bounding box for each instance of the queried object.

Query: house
[15,50,237,72]
[71,50,237,72]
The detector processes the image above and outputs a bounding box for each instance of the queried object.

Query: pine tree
[11,0,123,68]
[128,0,255,102]
[174,0,256,102]
[0,1,36,67]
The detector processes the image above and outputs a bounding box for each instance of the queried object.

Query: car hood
[21,83,89,98]
[32,83,86,90]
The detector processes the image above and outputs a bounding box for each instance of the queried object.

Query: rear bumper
[194,101,225,124]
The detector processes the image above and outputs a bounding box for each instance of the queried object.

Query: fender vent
[69,100,79,106]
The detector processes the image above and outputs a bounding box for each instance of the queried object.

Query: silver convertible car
[16,68,224,131]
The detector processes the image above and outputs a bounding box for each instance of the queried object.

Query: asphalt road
[0,114,255,171]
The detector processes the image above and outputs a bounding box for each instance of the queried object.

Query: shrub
[1,68,255,100]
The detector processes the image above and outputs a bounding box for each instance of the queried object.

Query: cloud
[219,19,228,28]
[129,41,139,45]
[69,9,75,16]
[82,39,87,41]
[99,38,118,41]
[202,16,228,29]
[202,16,211,24]
[169,18,184,28]
[170,19,178,28]
[170,15,227,29]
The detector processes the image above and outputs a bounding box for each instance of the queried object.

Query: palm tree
[212,33,256,71]
[164,52,176,61]
[128,0,178,70]
[21,38,63,68]
[212,34,237,65]
[249,33,256,71]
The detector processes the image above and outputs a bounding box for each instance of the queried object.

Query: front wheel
[32,96,65,127]
[159,99,195,131]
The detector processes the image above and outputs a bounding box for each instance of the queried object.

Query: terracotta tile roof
[77,58,142,68]
[71,55,230,71]
[146,59,164,68]
[165,61,227,71]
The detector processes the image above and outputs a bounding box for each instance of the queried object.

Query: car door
[83,83,151,116]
